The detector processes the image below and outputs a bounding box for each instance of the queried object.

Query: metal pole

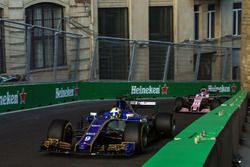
[74,37,80,81]
[89,36,98,80]
[194,47,201,80]
[128,41,137,81]
[26,26,33,82]
[163,45,172,81]
[53,32,60,82]
[222,48,229,81]
[0,18,83,37]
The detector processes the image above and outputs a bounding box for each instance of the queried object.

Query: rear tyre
[123,122,148,153]
[47,119,73,144]
[175,97,184,112]
[155,113,175,138]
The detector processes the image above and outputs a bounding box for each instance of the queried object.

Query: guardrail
[0,81,240,113]
[143,90,247,167]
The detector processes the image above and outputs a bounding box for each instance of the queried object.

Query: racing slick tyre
[47,119,73,144]
[211,100,220,110]
[123,122,148,153]
[175,97,184,112]
[155,113,175,138]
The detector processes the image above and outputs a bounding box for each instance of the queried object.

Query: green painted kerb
[143,90,247,167]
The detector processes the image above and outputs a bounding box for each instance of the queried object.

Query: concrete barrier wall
[143,91,247,167]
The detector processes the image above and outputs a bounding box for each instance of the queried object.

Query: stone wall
[241,0,250,91]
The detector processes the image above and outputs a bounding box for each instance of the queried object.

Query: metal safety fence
[0,19,238,84]
[0,19,88,84]
[90,36,237,81]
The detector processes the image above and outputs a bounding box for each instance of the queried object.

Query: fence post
[53,32,60,82]
[194,47,201,80]
[74,37,80,81]
[163,45,172,81]
[128,41,137,81]
[26,26,33,82]
[222,48,229,81]
[89,36,98,80]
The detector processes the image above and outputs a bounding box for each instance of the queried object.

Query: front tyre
[123,122,148,153]
[155,113,175,138]
[47,119,73,144]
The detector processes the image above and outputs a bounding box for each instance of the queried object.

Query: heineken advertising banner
[0,82,80,112]
[0,81,240,113]
[79,82,240,99]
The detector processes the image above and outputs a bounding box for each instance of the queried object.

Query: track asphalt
[0,100,201,167]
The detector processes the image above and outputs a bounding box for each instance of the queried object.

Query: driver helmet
[110,107,121,118]
[200,88,209,97]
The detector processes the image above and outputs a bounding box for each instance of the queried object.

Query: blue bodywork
[74,99,146,155]
[41,99,162,156]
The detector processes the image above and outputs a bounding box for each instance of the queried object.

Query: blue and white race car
[40,99,175,156]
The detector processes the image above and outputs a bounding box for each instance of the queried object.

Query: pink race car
[175,88,228,113]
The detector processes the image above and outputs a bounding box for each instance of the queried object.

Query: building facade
[0,0,242,82]
[0,0,91,82]
[241,0,250,91]
[91,0,241,81]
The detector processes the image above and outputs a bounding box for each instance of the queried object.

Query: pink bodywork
[179,89,211,113]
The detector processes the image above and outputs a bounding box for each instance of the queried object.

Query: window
[149,7,173,41]
[194,53,213,80]
[207,4,215,39]
[25,3,65,69]
[194,5,199,40]
[233,3,241,36]
[232,48,240,80]
[98,8,128,38]
[149,6,174,80]
[0,9,5,74]
[98,8,129,79]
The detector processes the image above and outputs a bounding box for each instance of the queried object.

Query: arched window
[25,3,65,69]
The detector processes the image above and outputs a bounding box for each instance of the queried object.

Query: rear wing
[130,101,158,116]
[130,101,156,106]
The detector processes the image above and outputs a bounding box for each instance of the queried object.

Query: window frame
[233,3,241,36]
[98,8,130,80]
[25,3,66,70]
[194,5,200,40]
[232,48,240,80]
[149,6,174,80]
[207,4,215,39]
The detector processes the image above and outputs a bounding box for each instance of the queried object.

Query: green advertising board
[0,82,80,112]
[0,81,240,113]
[79,81,240,99]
